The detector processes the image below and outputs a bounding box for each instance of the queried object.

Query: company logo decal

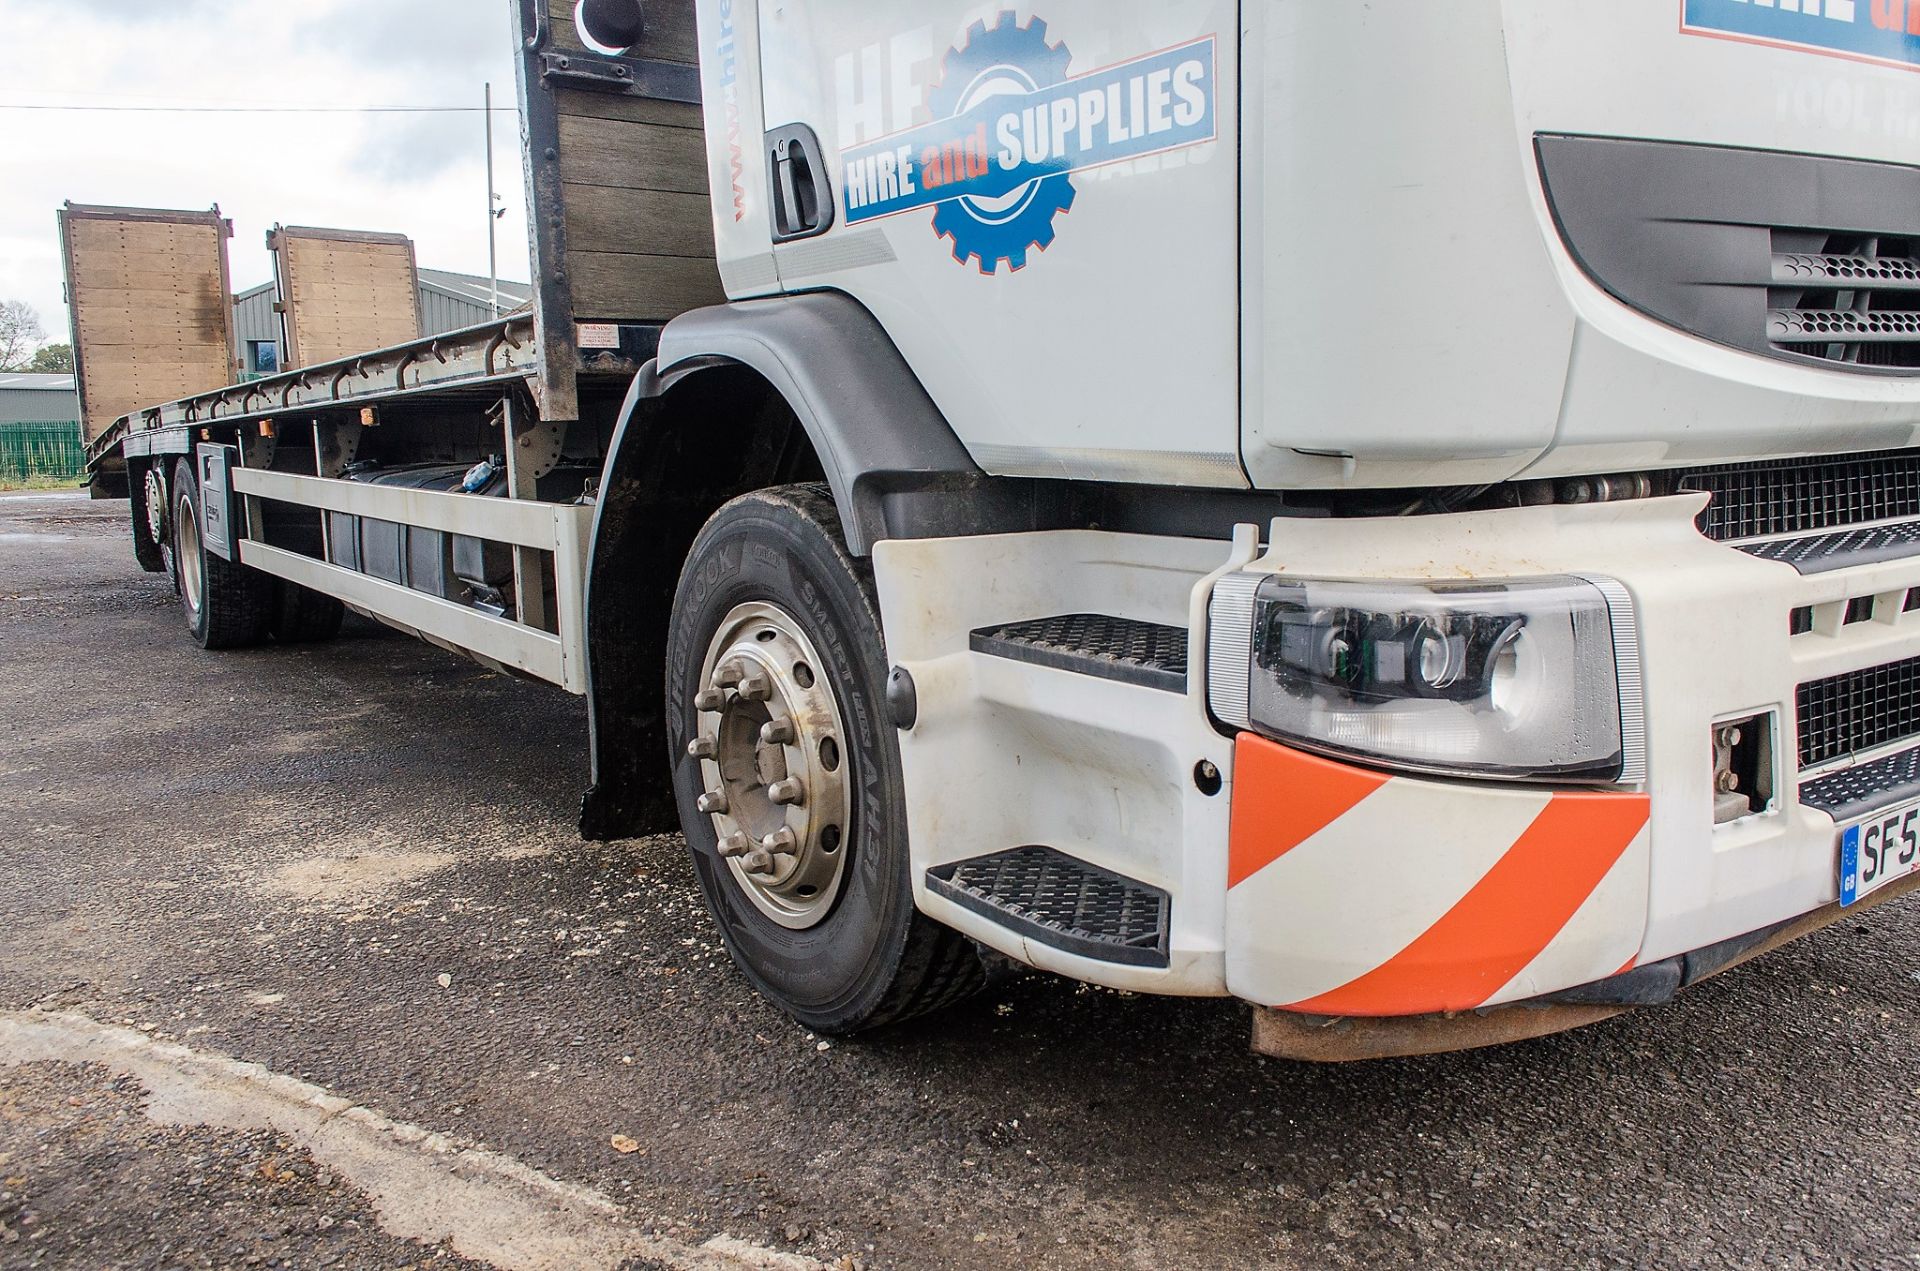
[1683,0,1920,71]
[841,12,1217,274]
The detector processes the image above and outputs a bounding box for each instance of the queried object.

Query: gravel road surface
[2,490,1918,1270]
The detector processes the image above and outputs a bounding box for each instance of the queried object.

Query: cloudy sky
[0,0,530,350]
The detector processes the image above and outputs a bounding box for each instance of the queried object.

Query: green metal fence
[0,420,85,484]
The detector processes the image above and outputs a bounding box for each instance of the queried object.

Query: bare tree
[0,301,46,372]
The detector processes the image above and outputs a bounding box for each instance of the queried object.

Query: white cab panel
[750,0,1243,487]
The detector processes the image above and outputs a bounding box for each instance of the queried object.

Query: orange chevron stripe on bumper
[1227,733,1651,1017]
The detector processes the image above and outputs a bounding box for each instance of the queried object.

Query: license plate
[1839,800,1920,907]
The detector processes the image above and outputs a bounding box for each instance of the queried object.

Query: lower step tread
[1800,744,1920,822]
[927,847,1171,968]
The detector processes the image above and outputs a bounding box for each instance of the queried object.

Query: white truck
[83,0,1920,1059]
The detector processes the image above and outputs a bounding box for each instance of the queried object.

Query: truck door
[751,1,1242,488]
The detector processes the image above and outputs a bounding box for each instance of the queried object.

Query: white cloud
[0,0,530,348]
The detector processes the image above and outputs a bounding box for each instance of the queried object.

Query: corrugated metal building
[0,373,80,425]
[232,269,533,377]
[0,374,83,482]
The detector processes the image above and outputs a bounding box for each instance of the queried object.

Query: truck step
[1737,519,1920,575]
[926,847,1171,968]
[969,614,1188,692]
[1798,743,1920,822]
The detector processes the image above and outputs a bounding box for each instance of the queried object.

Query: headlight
[1208,573,1642,784]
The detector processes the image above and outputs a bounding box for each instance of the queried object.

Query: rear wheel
[270,580,345,644]
[666,485,985,1034]
[171,458,271,650]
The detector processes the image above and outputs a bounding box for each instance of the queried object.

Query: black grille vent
[1769,231,1920,370]
[1798,655,1920,769]
[1677,449,1920,542]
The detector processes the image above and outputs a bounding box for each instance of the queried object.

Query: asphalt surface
[3,489,1919,1270]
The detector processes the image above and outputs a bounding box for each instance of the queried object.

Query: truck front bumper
[1219,493,1920,1029]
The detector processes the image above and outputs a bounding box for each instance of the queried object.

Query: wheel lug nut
[714,661,746,689]
[697,789,729,815]
[694,688,724,713]
[687,735,717,760]
[760,719,796,745]
[718,831,753,858]
[742,849,777,875]
[739,673,773,702]
[762,827,798,856]
[769,778,806,807]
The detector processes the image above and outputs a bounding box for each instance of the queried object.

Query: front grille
[1769,231,1920,370]
[1797,655,1920,768]
[1540,138,1920,376]
[1677,449,1920,542]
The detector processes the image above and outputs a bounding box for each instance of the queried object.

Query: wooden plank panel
[562,183,717,258]
[61,210,235,440]
[556,114,710,195]
[276,230,421,368]
[553,90,703,131]
[568,250,725,319]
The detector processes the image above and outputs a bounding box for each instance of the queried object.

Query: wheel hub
[691,602,852,930]
[143,469,168,546]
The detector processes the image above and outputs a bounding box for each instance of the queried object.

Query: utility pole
[486,81,501,318]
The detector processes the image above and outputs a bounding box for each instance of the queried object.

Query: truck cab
[92,0,1920,1058]
[663,0,1920,1054]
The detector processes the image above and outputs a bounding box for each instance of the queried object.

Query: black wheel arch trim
[643,292,985,557]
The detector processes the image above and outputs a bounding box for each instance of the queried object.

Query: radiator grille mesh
[1798,655,1920,769]
[1678,450,1920,542]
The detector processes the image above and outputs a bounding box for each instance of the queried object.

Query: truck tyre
[667,485,986,1034]
[171,458,272,650]
[270,580,346,644]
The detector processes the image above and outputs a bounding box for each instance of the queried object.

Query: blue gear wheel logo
[927,12,1076,275]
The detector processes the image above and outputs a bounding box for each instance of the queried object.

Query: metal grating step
[1739,520,1920,574]
[1800,744,1920,823]
[970,613,1188,693]
[927,847,1171,968]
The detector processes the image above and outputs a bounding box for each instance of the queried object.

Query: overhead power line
[0,103,518,114]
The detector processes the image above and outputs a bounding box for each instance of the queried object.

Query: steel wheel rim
[690,601,853,930]
[176,490,204,624]
[144,469,168,545]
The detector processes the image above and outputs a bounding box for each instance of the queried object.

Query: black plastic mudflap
[926,847,1171,968]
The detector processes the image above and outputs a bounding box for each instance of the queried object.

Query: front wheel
[666,485,985,1034]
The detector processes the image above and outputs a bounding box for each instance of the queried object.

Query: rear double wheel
[666,485,985,1034]
[170,458,272,650]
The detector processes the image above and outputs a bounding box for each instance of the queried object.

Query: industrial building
[0,373,80,426]
[0,374,83,482]
[232,268,532,377]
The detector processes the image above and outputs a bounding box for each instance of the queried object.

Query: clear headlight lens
[1214,574,1635,783]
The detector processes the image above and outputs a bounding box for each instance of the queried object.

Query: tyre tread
[270,580,346,644]
[756,484,986,1030]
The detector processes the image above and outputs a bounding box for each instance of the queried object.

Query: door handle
[767,124,835,242]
